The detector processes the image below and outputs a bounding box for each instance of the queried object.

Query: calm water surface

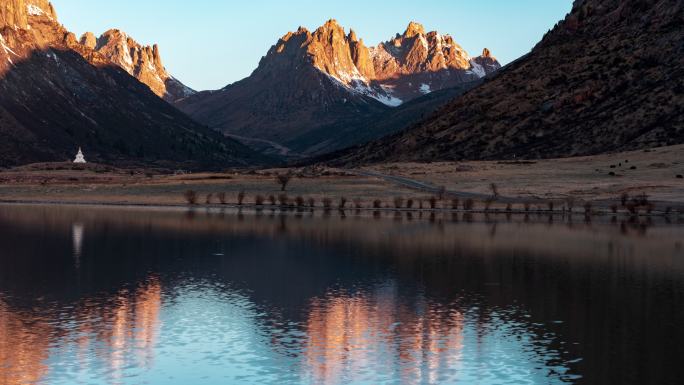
[0,205,683,385]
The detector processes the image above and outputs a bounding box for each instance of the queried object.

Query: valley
[1,145,683,213]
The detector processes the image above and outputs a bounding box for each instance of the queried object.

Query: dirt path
[353,169,518,202]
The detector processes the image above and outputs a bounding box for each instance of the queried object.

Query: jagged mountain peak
[403,21,426,38]
[321,18,342,28]
[258,19,500,105]
[78,28,194,102]
[348,28,358,42]
[79,31,96,49]
[0,1,194,103]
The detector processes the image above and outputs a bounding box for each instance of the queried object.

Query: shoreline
[2,198,681,219]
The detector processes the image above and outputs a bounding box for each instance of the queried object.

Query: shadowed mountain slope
[0,1,266,169]
[332,0,684,165]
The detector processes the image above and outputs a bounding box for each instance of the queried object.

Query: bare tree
[184,190,198,205]
[489,183,500,199]
[437,186,447,200]
[276,172,293,191]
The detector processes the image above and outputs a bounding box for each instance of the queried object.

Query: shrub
[636,193,649,206]
[463,199,475,211]
[255,195,265,206]
[184,190,198,205]
[278,194,289,206]
[268,195,277,206]
[566,197,575,212]
[339,197,348,209]
[237,191,246,206]
[620,193,630,207]
[451,198,459,210]
[217,192,227,205]
[626,200,638,215]
[353,198,363,209]
[394,197,404,209]
[437,186,447,200]
[323,197,333,209]
[373,199,382,209]
[645,202,654,214]
[295,196,305,207]
[506,203,513,212]
[489,183,500,199]
[205,193,213,205]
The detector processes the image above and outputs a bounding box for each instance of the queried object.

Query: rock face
[370,22,499,101]
[0,0,28,29]
[79,29,194,102]
[333,0,684,165]
[0,1,266,168]
[79,31,96,49]
[260,19,498,105]
[178,20,497,158]
[27,0,56,20]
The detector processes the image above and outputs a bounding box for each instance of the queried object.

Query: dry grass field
[0,145,682,213]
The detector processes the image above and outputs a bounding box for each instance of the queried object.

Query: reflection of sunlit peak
[0,300,52,385]
[302,289,468,385]
[72,222,85,264]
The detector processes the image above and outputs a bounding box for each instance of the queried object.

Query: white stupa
[73,147,86,164]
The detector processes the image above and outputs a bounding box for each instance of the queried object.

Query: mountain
[333,0,684,165]
[177,20,498,158]
[0,0,266,169]
[79,29,195,102]
[369,22,499,102]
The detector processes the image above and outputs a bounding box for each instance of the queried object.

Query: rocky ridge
[0,0,266,168]
[282,19,500,105]
[79,29,194,102]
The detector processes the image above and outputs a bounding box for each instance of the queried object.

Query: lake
[0,204,683,385]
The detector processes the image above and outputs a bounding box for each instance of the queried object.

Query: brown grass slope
[333,0,684,165]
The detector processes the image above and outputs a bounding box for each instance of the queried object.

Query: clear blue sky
[51,0,573,91]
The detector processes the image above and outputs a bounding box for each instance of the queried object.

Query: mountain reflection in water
[0,205,683,385]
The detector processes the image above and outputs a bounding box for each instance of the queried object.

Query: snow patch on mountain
[0,33,18,65]
[469,61,486,78]
[321,69,403,107]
